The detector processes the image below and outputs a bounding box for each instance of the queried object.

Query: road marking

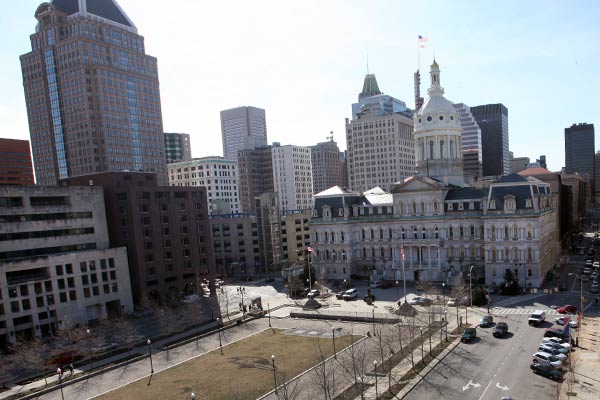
[496,382,509,391]
[477,380,493,400]
[462,379,481,391]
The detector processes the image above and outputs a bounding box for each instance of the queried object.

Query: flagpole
[402,241,407,304]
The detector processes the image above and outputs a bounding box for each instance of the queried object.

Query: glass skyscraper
[20,0,167,185]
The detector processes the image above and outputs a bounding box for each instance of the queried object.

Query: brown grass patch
[95,328,358,400]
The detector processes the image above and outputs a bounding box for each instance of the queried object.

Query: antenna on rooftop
[327,131,334,142]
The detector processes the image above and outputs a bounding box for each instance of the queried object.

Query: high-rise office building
[310,140,345,194]
[221,106,267,161]
[453,103,483,180]
[510,154,530,174]
[470,103,510,177]
[164,133,192,163]
[0,138,35,186]
[168,157,240,215]
[237,146,274,213]
[565,123,595,179]
[345,74,415,193]
[20,0,167,186]
[271,143,313,211]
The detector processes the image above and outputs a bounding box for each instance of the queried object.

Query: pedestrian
[68,363,74,377]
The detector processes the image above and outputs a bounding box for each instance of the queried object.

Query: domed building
[310,60,560,293]
[414,60,465,187]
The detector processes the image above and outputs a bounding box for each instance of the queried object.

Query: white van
[528,310,546,326]
[343,288,358,300]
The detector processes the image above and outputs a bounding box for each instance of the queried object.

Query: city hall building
[310,61,560,289]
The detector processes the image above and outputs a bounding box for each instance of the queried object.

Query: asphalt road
[405,293,582,400]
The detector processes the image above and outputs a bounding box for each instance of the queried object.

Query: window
[59,292,67,303]
[80,261,87,272]
[69,290,77,301]
[65,264,73,274]
[108,258,115,268]
[55,265,63,276]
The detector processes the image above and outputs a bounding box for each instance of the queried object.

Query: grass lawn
[95,328,359,400]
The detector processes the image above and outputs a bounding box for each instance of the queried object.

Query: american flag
[400,242,405,261]
[307,246,314,253]
[418,35,428,42]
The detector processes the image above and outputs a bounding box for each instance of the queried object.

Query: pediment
[390,176,446,193]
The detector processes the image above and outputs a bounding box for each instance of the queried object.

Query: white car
[554,316,578,329]
[542,337,572,349]
[446,298,457,307]
[541,341,570,354]
[408,296,432,306]
[538,345,568,360]
[533,352,563,370]
[369,281,382,288]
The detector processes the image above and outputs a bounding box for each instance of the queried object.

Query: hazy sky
[2,1,600,172]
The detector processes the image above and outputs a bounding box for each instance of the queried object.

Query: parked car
[538,345,568,360]
[554,316,578,329]
[45,351,83,366]
[493,322,509,337]
[544,328,572,342]
[532,352,563,370]
[591,283,599,293]
[539,342,569,355]
[557,305,577,314]
[307,289,320,299]
[92,342,120,354]
[343,288,358,300]
[530,362,564,381]
[446,298,457,307]
[582,267,592,275]
[542,337,572,349]
[335,291,346,300]
[369,281,382,288]
[408,296,432,306]
[479,315,494,327]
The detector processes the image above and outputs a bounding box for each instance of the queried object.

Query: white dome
[417,95,456,116]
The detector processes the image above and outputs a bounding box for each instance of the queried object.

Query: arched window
[429,140,434,159]
[450,140,455,157]
[341,231,345,242]
[440,140,444,158]
[504,226,509,239]
[331,231,335,242]
[527,248,533,261]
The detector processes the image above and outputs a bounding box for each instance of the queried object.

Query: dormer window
[447,202,453,211]
[525,198,532,208]
[489,200,496,210]
[458,202,464,210]
[338,208,344,217]
[312,210,318,217]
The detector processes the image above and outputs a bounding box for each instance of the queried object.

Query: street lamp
[442,282,446,297]
[395,280,399,303]
[217,317,223,355]
[373,360,379,397]
[419,327,424,363]
[56,368,65,400]
[147,339,154,374]
[332,327,337,359]
[237,287,246,316]
[271,355,277,393]
[191,393,196,400]
[86,328,92,369]
[372,309,376,336]
[469,265,474,307]
[444,310,448,341]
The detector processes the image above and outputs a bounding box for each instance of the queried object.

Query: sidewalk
[559,315,600,400]
[355,307,485,400]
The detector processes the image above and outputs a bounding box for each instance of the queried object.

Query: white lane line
[478,380,493,400]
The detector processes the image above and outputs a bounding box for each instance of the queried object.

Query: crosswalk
[489,307,560,316]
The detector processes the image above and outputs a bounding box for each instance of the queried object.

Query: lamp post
[268,303,271,327]
[456,303,460,327]
[56,368,65,400]
[332,327,337,359]
[442,282,446,298]
[395,280,399,303]
[271,355,277,393]
[444,310,448,341]
[217,317,223,355]
[373,360,379,397]
[237,287,246,316]
[419,327,424,363]
[469,265,474,307]
[86,328,92,369]
[147,339,154,374]
[191,393,196,400]
[372,309,376,336]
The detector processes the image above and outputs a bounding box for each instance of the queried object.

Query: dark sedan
[493,322,509,337]
[479,315,494,327]
[530,362,563,381]
[461,328,477,342]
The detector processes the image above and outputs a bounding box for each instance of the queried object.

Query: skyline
[2,1,600,174]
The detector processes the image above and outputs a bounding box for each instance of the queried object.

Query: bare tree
[310,338,336,400]
[336,330,369,400]
[274,357,301,400]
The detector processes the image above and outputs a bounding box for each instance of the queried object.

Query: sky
[2,0,600,172]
